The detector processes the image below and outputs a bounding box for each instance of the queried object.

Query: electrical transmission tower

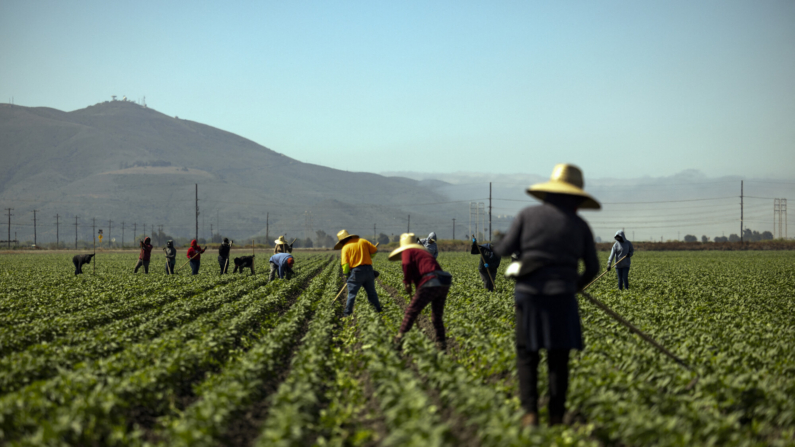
[775,199,788,239]
[4,208,12,248]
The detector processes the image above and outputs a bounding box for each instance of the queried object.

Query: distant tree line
[683,228,774,243]
[118,160,173,170]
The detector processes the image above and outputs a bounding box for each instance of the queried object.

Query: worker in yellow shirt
[335,229,382,316]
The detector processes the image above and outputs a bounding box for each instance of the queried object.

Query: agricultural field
[0,250,794,446]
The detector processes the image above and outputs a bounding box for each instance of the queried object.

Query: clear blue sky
[2,1,794,179]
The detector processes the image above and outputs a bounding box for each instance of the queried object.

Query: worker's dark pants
[134,259,150,274]
[268,262,292,280]
[399,285,448,343]
[344,265,381,316]
[190,259,200,275]
[165,259,175,275]
[517,348,570,417]
[218,256,229,274]
[73,260,85,275]
[479,267,498,291]
[616,267,630,290]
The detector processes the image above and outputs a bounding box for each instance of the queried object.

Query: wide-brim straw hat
[334,229,359,250]
[389,233,427,261]
[527,163,601,210]
[274,235,288,245]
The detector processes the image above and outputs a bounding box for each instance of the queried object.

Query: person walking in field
[417,231,439,259]
[607,230,634,290]
[268,252,295,281]
[494,163,600,428]
[471,237,501,291]
[335,229,382,316]
[134,237,153,274]
[390,233,452,351]
[187,239,206,275]
[273,235,293,254]
[218,238,232,274]
[163,240,177,275]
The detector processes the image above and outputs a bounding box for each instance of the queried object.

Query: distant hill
[0,101,460,244]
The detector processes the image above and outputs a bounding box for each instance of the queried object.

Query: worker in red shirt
[186,239,206,275]
[389,233,453,351]
[134,237,153,274]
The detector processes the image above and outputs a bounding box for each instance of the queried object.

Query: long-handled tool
[176,250,203,272]
[582,255,628,290]
[475,241,496,290]
[333,242,379,303]
[578,290,699,389]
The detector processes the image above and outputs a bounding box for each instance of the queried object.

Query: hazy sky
[2,1,794,179]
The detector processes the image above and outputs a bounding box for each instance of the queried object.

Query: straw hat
[274,235,288,245]
[527,163,601,210]
[334,229,358,250]
[388,233,427,261]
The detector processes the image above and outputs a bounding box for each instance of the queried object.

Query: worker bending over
[471,237,501,291]
[268,253,294,280]
[495,163,599,428]
[390,233,452,351]
[335,230,381,316]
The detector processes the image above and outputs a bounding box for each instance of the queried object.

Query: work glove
[606,265,612,272]
[403,283,412,295]
[484,263,489,268]
[472,237,476,243]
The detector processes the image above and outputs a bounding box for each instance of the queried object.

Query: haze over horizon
[2,1,794,180]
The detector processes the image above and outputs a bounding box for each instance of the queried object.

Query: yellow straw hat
[389,233,427,261]
[527,163,601,210]
[274,235,288,245]
[334,229,358,250]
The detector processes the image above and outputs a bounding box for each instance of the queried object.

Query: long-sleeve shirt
[164,246,176,260]
[341,237,377,274]
[139,243,153,261]
[470,241,501,271]
[607,230,634,268]
[495,201,598,295]
[269,253,294,279]
[218,243,231,259]
[187,245,205,261]
[401,248,443,288]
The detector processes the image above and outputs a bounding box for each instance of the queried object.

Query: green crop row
[0,256,331,445]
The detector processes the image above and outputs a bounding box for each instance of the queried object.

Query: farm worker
[494,163,600,428]
[607,230,634,290]
[273,235,293,254]
[390,233,452,351]
[471,237,501,291]
[72,253,94,275]
[268,252,295,280]
[417,231,439,259]
[218,238,232,274]
[134,237,153,274]
[335,229,382,316]
[163,240,177,275]
[187,239,206,275]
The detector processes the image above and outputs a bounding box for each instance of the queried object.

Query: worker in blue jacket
[268,252,295,281]
[471,237,501,291]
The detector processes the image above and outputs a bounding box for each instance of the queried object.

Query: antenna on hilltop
[111,95,117,101]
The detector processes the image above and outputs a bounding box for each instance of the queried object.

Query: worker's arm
[578,228,600,290]
[606,244,616,268]
[368,240,378,255]
[628,241,634,258]
[341,246,350,275]
[494,214,522,257]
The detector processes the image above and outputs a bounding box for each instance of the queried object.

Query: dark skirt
[515,292,584,351]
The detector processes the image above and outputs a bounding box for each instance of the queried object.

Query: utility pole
[133,223,137,244]
[108,220,113,247]
[195,183,199,241]
[452,218,456,240]
[374,223,376,241]
[407,215,410,233]
[33,210,38,247]
[489,182,492,241]
[55,214,60,249]
[266,212,269,243]
[121,222,125,248]
[5,208,12,249]
[74,216,78,249]
[143,223,146,240]
[740,181,744,243]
